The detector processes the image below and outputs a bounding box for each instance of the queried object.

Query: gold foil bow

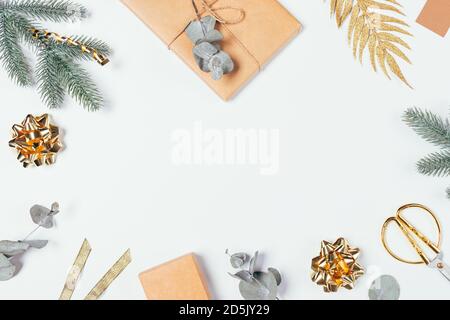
[31,28,110,65]
[311,238,365,292]
[9,114,63,168]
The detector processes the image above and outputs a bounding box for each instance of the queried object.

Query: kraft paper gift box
[417,0,450,37]
[139,253,211,300]
[121,0,302,101]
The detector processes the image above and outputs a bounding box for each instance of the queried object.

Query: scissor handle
[381,203,442,265]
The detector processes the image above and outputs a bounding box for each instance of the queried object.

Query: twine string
[168,0,261,70]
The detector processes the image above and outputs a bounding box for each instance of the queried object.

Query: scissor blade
[437,261,450,281]
[429,257,450,281]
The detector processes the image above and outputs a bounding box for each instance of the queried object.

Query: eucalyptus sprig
[226,249,282,300]
[0,202,60,281]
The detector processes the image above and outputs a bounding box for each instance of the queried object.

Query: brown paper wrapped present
[417,0,450,37]
[139,253,211,300]
[121,0,301,100]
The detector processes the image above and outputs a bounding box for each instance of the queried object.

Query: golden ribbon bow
[9,114,63,168]
[311,238,365,292]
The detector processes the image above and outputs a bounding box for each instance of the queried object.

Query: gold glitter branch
[327,0,413,87]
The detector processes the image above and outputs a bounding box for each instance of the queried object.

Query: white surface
[0,0,449,300]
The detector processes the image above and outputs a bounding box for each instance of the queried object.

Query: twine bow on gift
[169,0,262,74]
[190,0,245,25]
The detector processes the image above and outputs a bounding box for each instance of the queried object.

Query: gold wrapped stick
[31,28,110,65]
[59,239,92,300]
[84,249,132,300]
[9,114,63,168]
[311,238,365,293]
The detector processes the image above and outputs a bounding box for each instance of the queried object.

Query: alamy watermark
[171,122,280,175]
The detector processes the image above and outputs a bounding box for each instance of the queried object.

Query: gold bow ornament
[9,114,63,168]
[311,238,365,292]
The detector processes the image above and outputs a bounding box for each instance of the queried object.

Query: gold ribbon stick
[85,249,132,300]
[31,28,110,66]
[311,238,365,293]
[59,240,131,300]
[59,239,92,300]
[9,114,63,168]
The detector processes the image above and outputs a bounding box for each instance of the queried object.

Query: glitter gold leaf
[376,46,390,78]
[341,0,354,24]
[358,24,370,61]
[326,0,413,87]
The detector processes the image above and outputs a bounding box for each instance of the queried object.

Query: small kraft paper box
[139,253,211,300]
[417,0,450,37]
[121,0,302,101]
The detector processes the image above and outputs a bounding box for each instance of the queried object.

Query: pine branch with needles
[404,107,450,199]
[0,12,32,86]
[0,0,87,23]
[0,0,110,111]
[417,151,450,177]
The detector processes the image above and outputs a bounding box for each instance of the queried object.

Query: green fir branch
[403,108,450,149]
[0,1,110,110]
[417,151,450,177]
[36,46,64,108]
[1,0,86,23]
[0,12,32,86]
[55,52,103,111]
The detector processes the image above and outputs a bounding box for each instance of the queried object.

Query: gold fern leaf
[326,0,413,88]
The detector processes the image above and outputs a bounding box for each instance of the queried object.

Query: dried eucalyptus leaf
[230,257,245,268]
[186,15,234,81]
[214,51,234,71]
[0,254,16,281]
[369,275,400,300]
[209,51,234,80]
[239,271,278,300]
[210,62,224,80]
[186,20,205,44]
[194,54,209,72]
[186,16,217,44]
[268,268,282,286]
[201,16,217,33]
[21,240,48,249]
[230,252,248,269]
[0,240,30,257]
[229,270,253,283]
[249,251,259,275]
[50,202,60,215]
[193,42,218,60]
[204,29,223,43]
[30,205,54,228]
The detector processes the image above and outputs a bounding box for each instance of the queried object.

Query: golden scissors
[381,203,450,281]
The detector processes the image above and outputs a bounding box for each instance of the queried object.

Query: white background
[0,0,449,300]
